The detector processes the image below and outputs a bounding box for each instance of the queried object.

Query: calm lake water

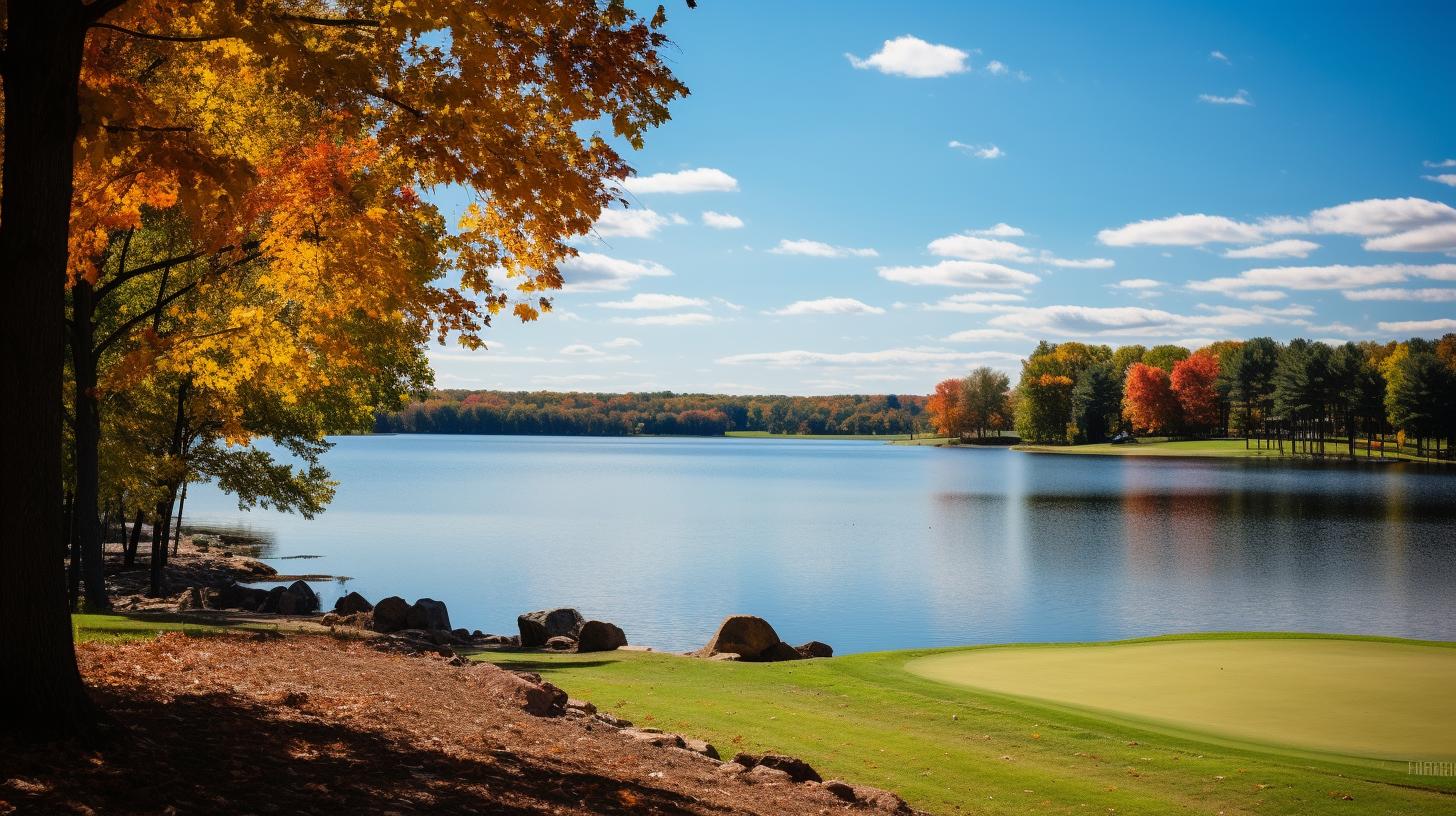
[184,435,1456,654]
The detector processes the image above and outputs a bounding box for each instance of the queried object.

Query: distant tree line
[1000,334,1456,458]
[375,391,930,437]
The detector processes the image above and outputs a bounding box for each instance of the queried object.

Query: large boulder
[333,591,373,615]
[517,608,584,647]
[406,597,451,632]
[371,595,411,633]
[213,584,270,611]
[276,580,319,615]
[698,615,796,661]
[576,620,627,653]
[795,640,833,659]
[759,641,803,662]
[544,635,577,651]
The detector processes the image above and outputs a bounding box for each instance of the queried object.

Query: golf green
[906,637,1456,762]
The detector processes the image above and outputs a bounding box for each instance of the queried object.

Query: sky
[426,0,1456,396]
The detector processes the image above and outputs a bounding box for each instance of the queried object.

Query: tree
[1221,336,1280,437]
[1273,339,1335,454]
[1111,344,1147,377]
[1015,374,1076,443]
[2,0,693,738]
[927,379,966,437]
[1387,350,1455,457]
[959,367,1010,438]
[1171,354,1221,435]
[1071,363,1121,443]
[1122,362,1179,435]
[1142,344,1190,373]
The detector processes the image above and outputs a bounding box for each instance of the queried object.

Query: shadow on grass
[3,687,705,815]
[467,654,625,673]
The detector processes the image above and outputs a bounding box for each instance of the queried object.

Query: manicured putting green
[907,637,1456,761]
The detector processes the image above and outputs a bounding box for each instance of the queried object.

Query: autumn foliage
[1122,363,1180,435]
[1170,354,1222,432]
[927,379,965,437]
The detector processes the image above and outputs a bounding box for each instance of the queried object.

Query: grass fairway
[907,636,1456,763]
[470,634,1456,815]
[1016,438,1452,464]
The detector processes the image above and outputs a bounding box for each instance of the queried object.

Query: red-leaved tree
[1171,354,1222,434]
[1123,362,1180,434]
[927,378,965,437]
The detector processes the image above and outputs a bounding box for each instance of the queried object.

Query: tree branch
[88,21,237,43]
[96,280,199,355]
[274,14,380,28]
[96,241,258,302]
[83,0,134,22]
[103,124,192,134]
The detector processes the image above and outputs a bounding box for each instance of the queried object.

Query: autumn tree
[2,0,693,738]
[928,378,966,437]
[1142,344,1190,373]
[959,367,1011,438]
[1122,362,1180,435]
[1170,354,1221,435]
[1071,362,1121,443]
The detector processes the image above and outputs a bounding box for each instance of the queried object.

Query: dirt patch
[1,634,905,815]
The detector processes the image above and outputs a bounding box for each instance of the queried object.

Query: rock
[795,640,833,659]
[176,586,206,611]
[212,583,268,611]
[682,738,720,760]
[258,586,286,613]
[822,780,857,802]
[757,754,821,783]
[594,712,631,728]
[566,698,597,716]
[333,591,373,615]
[501,673,567,717]
[335,611,373,629]
[708,652,741,661]
[371,596,411,632]
[759,641,804,662]
[276,580,319,615]
[621,728,685,749]
[517,608,585,647]
[745,765,793,784]
[406,597,451,632]
[851,785,913,814]
[698,615,799,661]
[544,635,577,651]
[451,627,470,640]
[576,620,627,652]
[716,762,747,775]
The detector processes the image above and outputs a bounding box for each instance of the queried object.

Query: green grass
[1016,438,1452,463]
[725,431,917,441]
[469,633,1456,815]
[72,612,283,643]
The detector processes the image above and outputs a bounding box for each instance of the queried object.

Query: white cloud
[1044,255,1115,268]
[560,253,672,292]
[701,210,744,229]
[1377,318,1456,334]
[559,344,605,356]
[1226,289,1287,302]
[1098,213,1266,246]
[594,208,672,238]
[942,328,1031,343]
[1199,89,1252,106]
[1307,197,1456,237]
[612,313,717,327]
[622,167,738,194]
[846,35,970,78]
[1425,159,1456,168]
[1423,174,1456,187]
[769,238,878,258]
[602,337,642,348]
[1363,222,1456,253]
[714,297,745,311]
[1210,50,1231,64]
[878,260,1039,288]
[532,373,608,384]
[923,292,1027,312]
[597,293,708,310]
[949,140,1004,159]
[718,347,1020,367]
[985,59,1008,75]
[1116,278,1163,289]
[1190,263,1456,292]
[928,233,1031,261]
[1343,288,1456,302]
[1223,239,1320,259]
[971,223,1025,237]
[765,297,886,317]
[986,304,1295,338]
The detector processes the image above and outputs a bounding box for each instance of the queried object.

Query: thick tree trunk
[72,278,109,610]
[172,482,188,557]
[0,0,97,739]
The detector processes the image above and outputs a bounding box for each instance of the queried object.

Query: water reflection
[183,436,1456,653]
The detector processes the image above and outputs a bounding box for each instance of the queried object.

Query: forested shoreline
[374,391,930,437]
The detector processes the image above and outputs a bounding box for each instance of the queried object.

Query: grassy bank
[470,633,1456,815]
[725,431,917,441]
[1015,438,1452,463]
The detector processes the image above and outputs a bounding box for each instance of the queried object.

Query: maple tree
[1170,353,1221,433]
[3,0,693,738]
[1122,362,1180,435]
[927,379,966,437]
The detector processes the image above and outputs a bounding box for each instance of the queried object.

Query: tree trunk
[0,0,98,739]
[71,277,109,610]
[125,509,144,566]
[172,482,188,557]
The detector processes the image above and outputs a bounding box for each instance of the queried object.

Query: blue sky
[427,0,1456,395]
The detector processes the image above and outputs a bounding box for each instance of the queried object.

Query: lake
[183,435,1456,654]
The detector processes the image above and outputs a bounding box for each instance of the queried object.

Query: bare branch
[88,21,236,43]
